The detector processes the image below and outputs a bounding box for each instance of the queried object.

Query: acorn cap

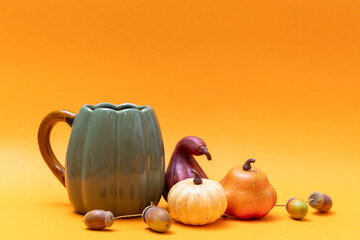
[308,191,333,212]
[104,211,114,227]
[142,203,155,223]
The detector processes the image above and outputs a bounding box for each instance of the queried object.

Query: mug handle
[38,110,76,187]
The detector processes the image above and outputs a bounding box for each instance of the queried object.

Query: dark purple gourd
[163,136,212,201]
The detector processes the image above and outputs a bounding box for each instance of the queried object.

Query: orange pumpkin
[220,159,277,219]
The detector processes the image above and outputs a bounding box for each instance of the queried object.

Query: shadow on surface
[173,216,233,230]
[287,216,312,222]
[84,228,116,232]
[144,227,175,235]
[225,213,282,223]
[312,210,336,216]
[175,212,284,230]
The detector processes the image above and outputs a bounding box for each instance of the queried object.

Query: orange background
[1,0,359,239]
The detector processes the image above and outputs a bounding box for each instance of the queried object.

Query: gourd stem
[191,169,203,185]
[243,158,256,171]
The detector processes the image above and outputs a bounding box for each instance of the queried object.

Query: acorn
[142,203,172,233]
[308,191,333,213]
[83,209,114,230]
[286,198,308,220]
[83,203,172,233]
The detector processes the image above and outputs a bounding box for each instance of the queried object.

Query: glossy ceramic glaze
[38,103,165,216]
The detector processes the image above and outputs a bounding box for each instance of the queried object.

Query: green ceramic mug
[38,103,165,216]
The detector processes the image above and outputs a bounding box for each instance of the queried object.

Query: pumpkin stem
[191,169,203,185]
[243,158,256,171]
